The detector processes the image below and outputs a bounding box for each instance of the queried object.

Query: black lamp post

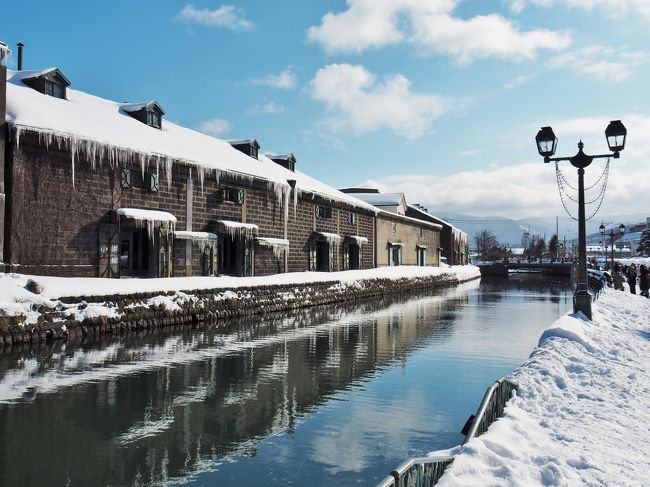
[599,223,606,269]
[535,121,627,320]
[610,223,625,264]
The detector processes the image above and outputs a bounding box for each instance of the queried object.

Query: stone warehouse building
[340,189,443,267]
[0,59,377,278]
[406,204,469,265]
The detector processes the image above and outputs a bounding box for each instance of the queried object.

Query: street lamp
[609,224,625,268]
[535,121,626,320]
[599,223,606,269]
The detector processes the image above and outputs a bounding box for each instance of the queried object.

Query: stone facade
[375,212,441,267]
[405,205,469,265]
[3,128,374,278]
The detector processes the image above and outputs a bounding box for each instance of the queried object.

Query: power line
[443,216,574,224]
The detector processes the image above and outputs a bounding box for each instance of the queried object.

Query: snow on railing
[375,377,518,487]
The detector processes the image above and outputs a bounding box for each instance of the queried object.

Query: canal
[0,274,573,486]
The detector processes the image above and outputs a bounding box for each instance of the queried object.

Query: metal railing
[462,378,518,444]
[376,455,454,487]
[375,378,518,487]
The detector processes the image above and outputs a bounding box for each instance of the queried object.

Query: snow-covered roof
[173,231,217,241]
[0,42,10,61]
[346,192,405,207]
[120,100,164,114]
[257,154,376,213]
[388,241,404,247]
[228,138,259,147]
[313,231,341,245]
[266,153,295,162]
[377,209,443,230]
[117,208,177,223]
[406,204,463,234]
[5,68,376,213]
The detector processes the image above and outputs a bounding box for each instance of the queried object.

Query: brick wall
[6,130,375,277]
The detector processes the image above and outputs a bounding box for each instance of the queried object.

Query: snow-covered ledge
[117,208,177,223]
[346,235,369,246]
[256,237,289,259]
[217,220,259,240]
[117,208,177,236]
[173,231,217,241]
[313,231,341,245]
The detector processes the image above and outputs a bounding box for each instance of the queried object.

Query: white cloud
[248,101,286,115]
[510,0,650,21]
[309,63,449,139]
[251,66,297,89]
[196,117,232,136]
[364,114,650,218]
[177,4,253,31]
[306,0,570,63]
[504,74,534,89]
[549,46,649,82]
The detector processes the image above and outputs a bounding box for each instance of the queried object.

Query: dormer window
[268,153,297,172]
[147,111,161,128]
[44,80,65,99]
[121,101,165,130]
[21,68,70,99]
[229,139,261,160]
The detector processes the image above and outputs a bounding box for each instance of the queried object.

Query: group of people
[610,263,649,296]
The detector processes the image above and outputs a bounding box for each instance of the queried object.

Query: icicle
[14,126,21,149]
[293,186,298,219]
[283,186,290,240]
[70,138,77,187]
[140,153,147,180]
[197,165,205,193]
[165,156,173,188]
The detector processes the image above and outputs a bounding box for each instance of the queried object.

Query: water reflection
[0,276,572,487]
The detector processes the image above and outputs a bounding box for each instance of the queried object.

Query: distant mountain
[425,210,648,248]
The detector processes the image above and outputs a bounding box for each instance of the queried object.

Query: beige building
[340,189,442,267]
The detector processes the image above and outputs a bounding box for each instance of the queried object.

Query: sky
[2,0,650,233]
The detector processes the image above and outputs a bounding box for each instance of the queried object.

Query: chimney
[17,42,24,71]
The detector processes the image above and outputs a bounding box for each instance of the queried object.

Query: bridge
[477,261,574,277]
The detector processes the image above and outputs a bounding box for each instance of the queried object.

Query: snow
[173,231,217,241]
[0,42,9,61]
[436,289,650,487]
[218,220,259,240]
[256,237,290,260]
[314,231,341,245]
[5,69,376,213]
[346,192,405,207]
[346,236,369,246]
[120,101,163,113]
[0,266,480,313]
[117,207,177,238]
[116,207,177,223]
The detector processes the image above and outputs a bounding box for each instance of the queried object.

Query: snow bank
[437,289,650,486]
[0,266,480,319]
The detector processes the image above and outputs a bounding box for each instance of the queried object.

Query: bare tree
[474,229,499,260]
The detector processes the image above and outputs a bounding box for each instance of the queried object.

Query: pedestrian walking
[639,265,649,297]
[613,263,625,291]
[627,264,637,294]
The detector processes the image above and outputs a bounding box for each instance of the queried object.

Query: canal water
[0,275,572,487]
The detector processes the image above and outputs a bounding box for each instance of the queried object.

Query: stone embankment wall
[0,272,478,346]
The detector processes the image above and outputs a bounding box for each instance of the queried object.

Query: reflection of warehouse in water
[0,288,470,486]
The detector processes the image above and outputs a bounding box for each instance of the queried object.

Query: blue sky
[3,0,650,227]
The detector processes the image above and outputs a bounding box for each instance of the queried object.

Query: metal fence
[375,456,454,487]
[375,378,518,487]
[462,378,518,444]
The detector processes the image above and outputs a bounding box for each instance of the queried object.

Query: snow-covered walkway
[438,289,650,486]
